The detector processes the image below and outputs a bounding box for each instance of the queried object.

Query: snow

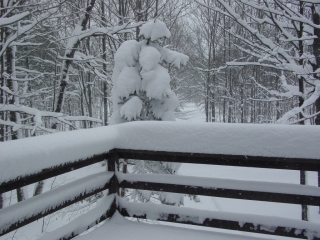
[139,20,171,41]
[161,109,176,121]
[118,199,320,238]
[149,90,179,119]
[120,96,143,121]
[32,111,42,135]
[76,211,276,240]
[0,172,113,234]
[160,47,189,69]
[114,40,140,73]
[139,46,161,71]
[116,172,320,198]
[116,66,141,99]
[111,19,187,124]
[64,116,102,123]
[0,126,117,184]
[141,65,171,100]
[114,121,320,159]
[0,8,58,57]
[36,194,115,240]
[0,104,63,118]
[0,86,14,95]
[2,104,320,240]
[1,121,320,184]
[0,11,30,27]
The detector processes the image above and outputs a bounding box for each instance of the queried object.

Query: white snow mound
[140,20,171,41]
[116,67,141,98]
[139,46,161,71]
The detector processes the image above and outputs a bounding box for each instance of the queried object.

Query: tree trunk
[5,20,25,201]
[101,0,108,126]
[311,4,320,214]
[0,0,4,143]
[296,2,308,221]
[53,0,95,119]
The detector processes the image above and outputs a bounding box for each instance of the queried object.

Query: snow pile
[141,65,171,100]
[139,46,161,71]
[116,67,141,98]
[119,96,143,121]
[139,20,171,41]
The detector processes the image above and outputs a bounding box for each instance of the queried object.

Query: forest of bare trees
[2,0,320,139]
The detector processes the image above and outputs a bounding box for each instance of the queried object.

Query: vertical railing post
[107,150,118,217]
[108,151,119,195]
[108,151,116,173]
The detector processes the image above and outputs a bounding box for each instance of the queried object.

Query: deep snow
[1,103,320,240]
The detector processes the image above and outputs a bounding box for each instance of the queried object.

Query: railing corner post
[108,150,119,196]
[106,150,119,218]
[108,150,117,173]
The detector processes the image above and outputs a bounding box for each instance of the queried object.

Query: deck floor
[75,212,277,240]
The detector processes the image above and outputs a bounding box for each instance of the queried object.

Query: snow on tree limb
[278,83,320,123]
[0,11,30,27]
[160,47,189,69]
[0,8,59,57]
[139,20,171,41]
[120,96,143,121]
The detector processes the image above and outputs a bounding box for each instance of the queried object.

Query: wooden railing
[1,148,320,240]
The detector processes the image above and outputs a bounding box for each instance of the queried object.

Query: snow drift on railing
[1,121,320,184]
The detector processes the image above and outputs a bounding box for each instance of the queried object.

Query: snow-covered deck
[1,121,320,240]
[75,212,276,240]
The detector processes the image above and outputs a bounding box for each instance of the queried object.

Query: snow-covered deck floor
[76,213,274,240]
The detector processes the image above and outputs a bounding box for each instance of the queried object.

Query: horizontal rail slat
[118,199,320,240]
[0,153,109,194]
[36,194,116,240]
[0,172,115,236]
[113,149,320,171]
[118,173,320,206]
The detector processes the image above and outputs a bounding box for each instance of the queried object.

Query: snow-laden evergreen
[110,20,188,205]
[111,20,188,124]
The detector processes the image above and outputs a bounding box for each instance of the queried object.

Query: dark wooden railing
[1,149,320,240]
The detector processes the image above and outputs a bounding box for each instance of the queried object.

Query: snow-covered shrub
[110,20,189,206]
[111,20,188,124]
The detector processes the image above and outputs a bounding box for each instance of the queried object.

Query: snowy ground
[1,102,319,240]
[75,212,277,240]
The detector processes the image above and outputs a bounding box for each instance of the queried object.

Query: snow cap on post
[139,20,171,41]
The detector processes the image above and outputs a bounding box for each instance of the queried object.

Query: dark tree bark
[311,4,320,214]
[101,0,108,126]
[54,0,96,118]
[4,0,26,202]
[297,2,308,221]
[313,7,320,126]
[0,0,4,144]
